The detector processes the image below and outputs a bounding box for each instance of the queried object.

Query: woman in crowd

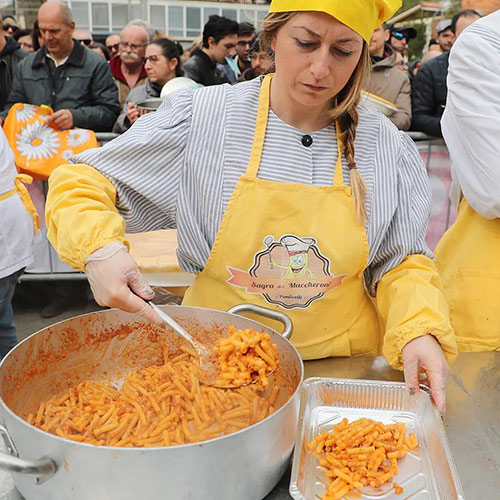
[12,29,34,52]
[47,0,457,413]
[89,41,111,61]
[113,38,183,132]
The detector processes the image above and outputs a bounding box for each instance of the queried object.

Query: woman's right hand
[126,102,140,124]
[85,243,163,325]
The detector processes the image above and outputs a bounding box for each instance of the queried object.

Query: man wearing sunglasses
[389,25,416,56]
[0,17,27,116]
[105,34,120,58]
[109,23,149,107]
[74,28,93,46]
[1,15,19,36]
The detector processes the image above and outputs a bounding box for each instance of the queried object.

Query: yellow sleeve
[46,163,128,271]
[376,254,458,370]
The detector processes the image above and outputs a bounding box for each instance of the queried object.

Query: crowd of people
[1,0,499,416]
[0,4,273,133]
[1,3,482,137]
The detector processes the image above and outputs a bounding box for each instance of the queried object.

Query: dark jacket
[2,41,120,131]
[411,52,450,137]
[183,49,229,86]
[113,78,162,133]
[0,36,27,112]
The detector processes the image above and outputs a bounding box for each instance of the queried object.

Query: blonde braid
[338,110,368,223]
[330,44,371,223]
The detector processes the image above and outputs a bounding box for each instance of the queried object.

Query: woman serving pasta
[46,0,457,413]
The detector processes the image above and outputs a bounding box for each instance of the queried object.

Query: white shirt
[73,77,432,294]
[0,128,34,279]
[442,11,500,218]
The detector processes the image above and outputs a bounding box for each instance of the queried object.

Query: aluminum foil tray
[290,378,465,500]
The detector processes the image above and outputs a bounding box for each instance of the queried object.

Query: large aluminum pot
[0,304,303,500]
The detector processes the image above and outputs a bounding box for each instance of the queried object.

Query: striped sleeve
[71,88,194,233]
[365,128,432,294]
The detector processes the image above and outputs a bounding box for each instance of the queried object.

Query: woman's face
[144,43,177,86]
[271,12,363,109]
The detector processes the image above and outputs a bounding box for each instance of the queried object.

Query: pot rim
[0,306,304,451]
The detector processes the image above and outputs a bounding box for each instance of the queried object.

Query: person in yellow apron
[0,127,39,359]
[434,10,500,352]
[46,0,457,413]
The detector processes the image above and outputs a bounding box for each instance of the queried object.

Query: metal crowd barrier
[21,131,454,282]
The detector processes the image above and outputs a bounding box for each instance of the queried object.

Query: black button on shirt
[301,134,313,147]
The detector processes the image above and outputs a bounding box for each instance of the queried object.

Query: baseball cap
[390,25,417,41]
[436,20,452,35]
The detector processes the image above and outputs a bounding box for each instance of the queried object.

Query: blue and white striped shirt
[72,77,432,294]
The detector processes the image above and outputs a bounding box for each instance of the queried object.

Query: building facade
[462,0,500,13]
[10,1,270,39]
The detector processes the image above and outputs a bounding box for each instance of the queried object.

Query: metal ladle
[148,301,242,388]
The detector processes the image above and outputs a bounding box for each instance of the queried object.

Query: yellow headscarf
[268,0,401,43]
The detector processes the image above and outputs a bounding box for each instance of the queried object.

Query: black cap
[390,25,417,40]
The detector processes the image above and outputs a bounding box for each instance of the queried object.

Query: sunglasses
[79,39,92,46]
[2,24,19,32]
[392,32,408,42]
[107,43,120,52]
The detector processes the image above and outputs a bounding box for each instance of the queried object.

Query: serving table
[1,353,498,499]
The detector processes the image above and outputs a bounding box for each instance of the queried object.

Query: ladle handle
[227,304,293,340]
[148,302,207,354]
[0,424,56,484]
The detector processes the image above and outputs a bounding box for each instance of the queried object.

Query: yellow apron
[435,199,500,352]
[183,74,382,360]
[0,174,40,234]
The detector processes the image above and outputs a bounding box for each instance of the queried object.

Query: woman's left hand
[401,334,449,415]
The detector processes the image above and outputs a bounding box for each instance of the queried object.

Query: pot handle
[227,304,293,340]
[0,423,56,484]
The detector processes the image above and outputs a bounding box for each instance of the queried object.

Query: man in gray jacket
[1,1,119,131]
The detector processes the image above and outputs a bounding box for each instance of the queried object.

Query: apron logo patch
[226,234,347,309]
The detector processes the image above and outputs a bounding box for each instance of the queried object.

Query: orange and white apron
[435,199,500,352]
[183,74,381,359]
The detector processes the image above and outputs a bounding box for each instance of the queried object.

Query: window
[168,5,184,38]
[204,7,219,24]
[92,3,109,30]
[72,2,89,29]
[240,10,256,27]
[112,4,128,31]
[150,5,166,31]
[186,7,201,38]
[222,9,237,21]
[129,4,141,20]
[256,9,267,29]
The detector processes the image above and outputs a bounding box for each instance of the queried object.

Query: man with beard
[110,23,149,107]
[1,1,119,131]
